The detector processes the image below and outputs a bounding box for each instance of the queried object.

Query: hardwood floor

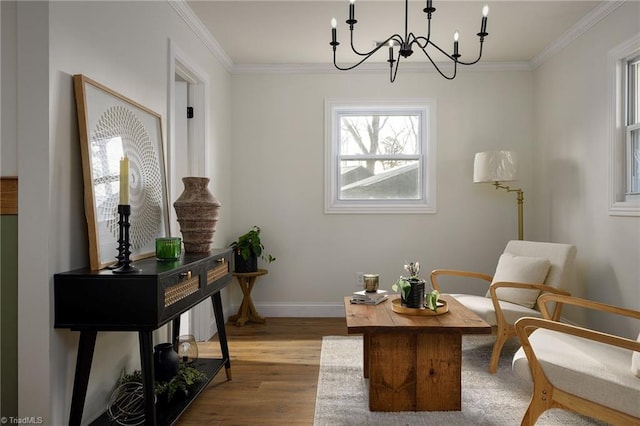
[175,317,349,426]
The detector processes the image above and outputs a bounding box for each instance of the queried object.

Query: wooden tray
[391,298,449,316]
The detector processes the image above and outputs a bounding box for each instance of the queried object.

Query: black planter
[234,249,258,273]
[401,279,425,309]
[153,343,179,382]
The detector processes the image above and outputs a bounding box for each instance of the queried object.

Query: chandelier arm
[413,38,457,66]
[419,48,457,80]
[455,41,485,66]
[349,32,403,57]
[333,49,376,71]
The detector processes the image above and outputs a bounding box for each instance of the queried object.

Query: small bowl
[156,237,182,261]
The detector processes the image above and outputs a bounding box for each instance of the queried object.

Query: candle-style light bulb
[349,0,356,23]
[331,17,338,45]
[388,41,394,62]
[480,5,489,35]
[453,31,459,57]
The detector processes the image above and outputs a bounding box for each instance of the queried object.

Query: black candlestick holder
[112,204,139,274]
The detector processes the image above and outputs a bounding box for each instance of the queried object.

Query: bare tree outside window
[338,114,421,200]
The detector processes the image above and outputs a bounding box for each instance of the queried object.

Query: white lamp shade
[474,150,519,183]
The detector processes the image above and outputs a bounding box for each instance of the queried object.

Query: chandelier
[329,0,489,82]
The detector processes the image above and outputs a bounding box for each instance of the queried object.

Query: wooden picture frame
[74,74,170,270]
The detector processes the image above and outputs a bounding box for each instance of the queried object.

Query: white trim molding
[233,61,531,75]
[530,0,626,69]
[324,99,437,214]
[168,0,233,72]
[608,33,640,216]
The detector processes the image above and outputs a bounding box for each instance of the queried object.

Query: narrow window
[608,35,640,215]
[628,55,640,194]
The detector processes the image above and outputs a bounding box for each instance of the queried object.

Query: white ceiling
[186,0,604,68]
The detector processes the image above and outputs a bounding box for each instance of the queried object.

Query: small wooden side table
[229,269,268,326]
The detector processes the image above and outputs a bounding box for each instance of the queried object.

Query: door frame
[167,39,215,341]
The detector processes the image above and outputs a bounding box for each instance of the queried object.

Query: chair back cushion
[489,253,551,308]
[503,240,577,290]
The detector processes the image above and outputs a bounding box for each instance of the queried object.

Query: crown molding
[168,0,233,72]
[233,61,531,75]
[530,0,626,70]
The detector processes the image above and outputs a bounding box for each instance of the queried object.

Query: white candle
[119,156,129,205]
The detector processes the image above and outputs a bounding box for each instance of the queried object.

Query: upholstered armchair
[430,240,577,373]
[513,294,640,425]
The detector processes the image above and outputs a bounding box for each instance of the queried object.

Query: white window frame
[324,99,436,214]
[609,34,640,216]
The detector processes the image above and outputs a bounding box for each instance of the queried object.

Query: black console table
[54,248,233,426]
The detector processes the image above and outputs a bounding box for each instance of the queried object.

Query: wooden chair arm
[537,293,640,322]
[429,269,492,292]
[489,282,570,321]
[516,316,640,355]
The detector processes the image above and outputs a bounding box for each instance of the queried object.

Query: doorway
[169,41,215,341]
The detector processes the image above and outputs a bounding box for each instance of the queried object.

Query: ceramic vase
[153,343,179,382]
[402,279,425,309]
[173,177,221,253]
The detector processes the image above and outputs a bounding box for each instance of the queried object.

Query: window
[628,55,640,194]
[609,35,640,216]
[325,100,436,214]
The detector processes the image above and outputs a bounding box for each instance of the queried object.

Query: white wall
[532,1,640,337]
[8,1,232,424]
[229,70,536,316]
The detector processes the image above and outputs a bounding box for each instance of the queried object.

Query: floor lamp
[473,150,524,240]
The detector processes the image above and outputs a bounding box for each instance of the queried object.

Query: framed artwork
[74,74,170,270]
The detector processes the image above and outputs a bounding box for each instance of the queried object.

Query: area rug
[314,335,606,426]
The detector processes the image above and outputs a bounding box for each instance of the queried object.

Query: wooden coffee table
[344,294,491,412]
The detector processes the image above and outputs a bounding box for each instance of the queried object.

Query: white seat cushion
[512,328,640,418]
[486,253,551,309]
[451,293,542,326]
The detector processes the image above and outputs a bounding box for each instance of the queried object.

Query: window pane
[632,128,640,193]
[340,115,419,156]
[630,57,640,125]
[339,160,420,200]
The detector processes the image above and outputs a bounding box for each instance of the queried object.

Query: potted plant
[391,261,439,311]
[229,226,276,273]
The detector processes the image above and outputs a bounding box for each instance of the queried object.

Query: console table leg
[211,292,232,380]
[172,317,180,351]
[69,330,97,426]
[138,331,157,426]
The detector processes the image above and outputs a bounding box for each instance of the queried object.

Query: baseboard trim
[229,302,345,318]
